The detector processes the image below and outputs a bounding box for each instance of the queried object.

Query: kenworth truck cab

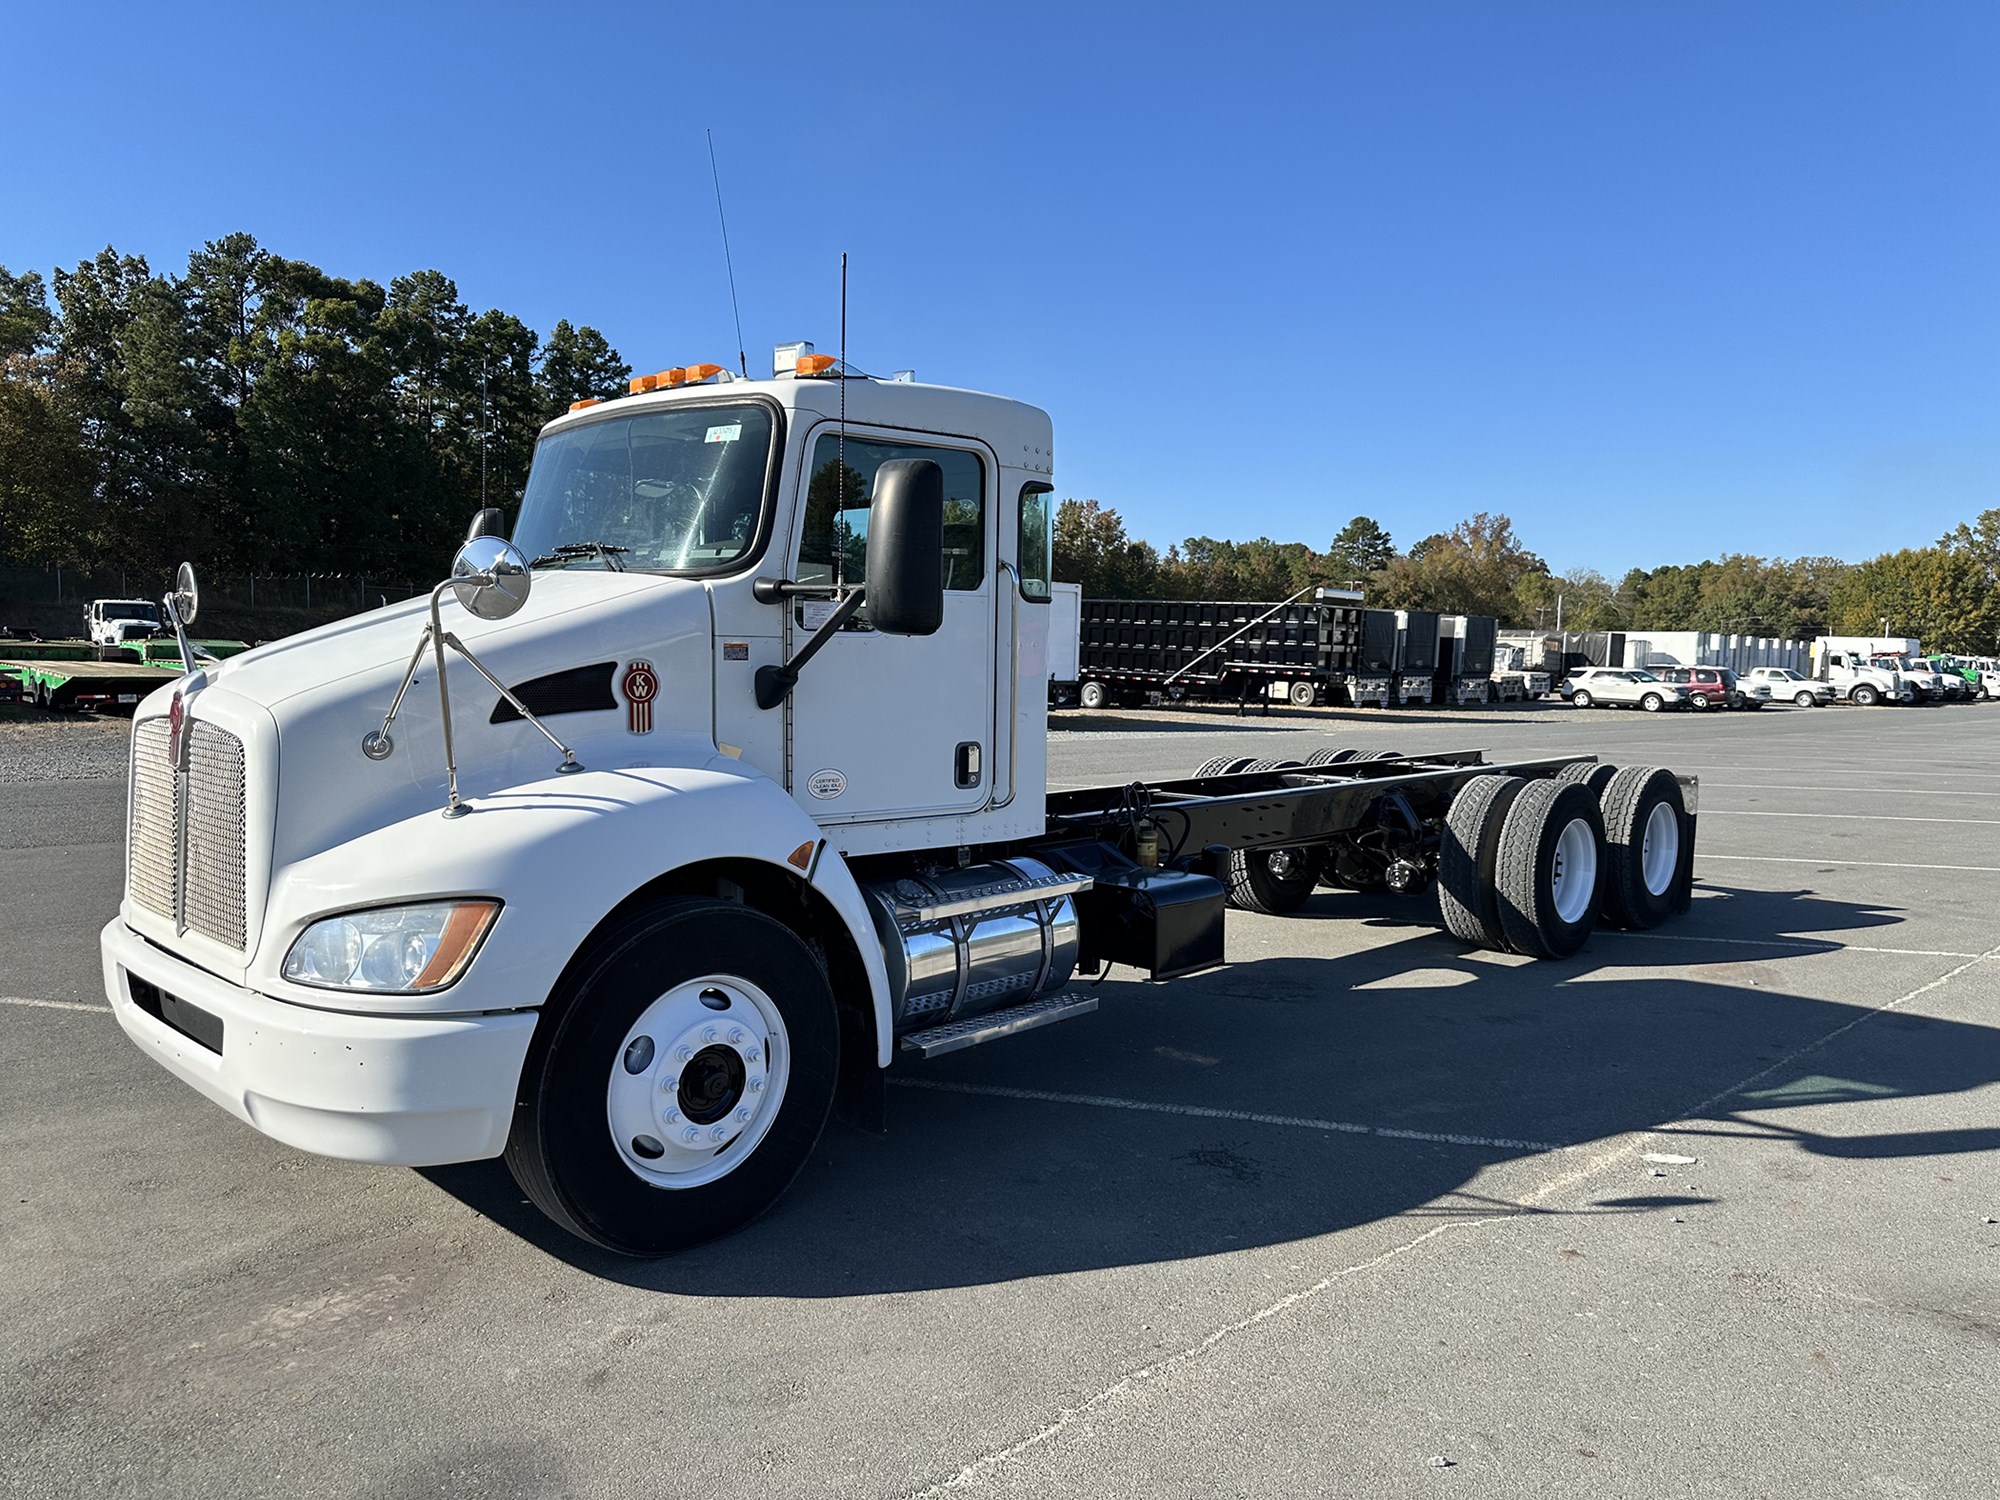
[102,349,1701,1256]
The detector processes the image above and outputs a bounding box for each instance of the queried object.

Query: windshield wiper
[528,541,629,571]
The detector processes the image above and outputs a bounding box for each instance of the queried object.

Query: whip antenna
[706,129,748,378]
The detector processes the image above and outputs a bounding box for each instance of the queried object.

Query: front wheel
[506,898,840,1256]
[1078,681,1109,710]
[1852,684,1879,707]
[1640,693,1664,713]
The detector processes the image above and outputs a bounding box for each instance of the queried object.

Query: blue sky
[5,0,1995,576]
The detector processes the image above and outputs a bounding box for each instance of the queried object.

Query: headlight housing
[281,900,499,993]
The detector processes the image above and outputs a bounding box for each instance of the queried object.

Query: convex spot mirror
[864,458,944,637]
[169,561,200,625]
[451,536,532,620]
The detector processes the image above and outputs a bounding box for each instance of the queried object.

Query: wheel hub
[1549,815,1599,925]
[607,977,789,1188]
[1640,800,1680,896]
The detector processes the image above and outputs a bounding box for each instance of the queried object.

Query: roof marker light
[796,354,838,376]
[568,397,605,412]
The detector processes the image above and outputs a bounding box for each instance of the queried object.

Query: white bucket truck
[1810,637,1917,706]
[101,347,1700,1255]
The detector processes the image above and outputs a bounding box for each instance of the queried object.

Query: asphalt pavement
[3,698,1997,1498]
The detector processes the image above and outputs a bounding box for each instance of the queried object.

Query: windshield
[104,603,159,622]
[513,402,775,572]
[1873,656,1916,672]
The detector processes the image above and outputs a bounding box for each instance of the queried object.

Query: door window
[799,434,986,591]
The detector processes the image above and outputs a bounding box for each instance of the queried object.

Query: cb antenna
[836,252,848,587]
[706,129,748,378]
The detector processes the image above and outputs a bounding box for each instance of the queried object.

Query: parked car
[1652,665,1772,710]
[1563,666,1690,712]
[1745,666,1834,707]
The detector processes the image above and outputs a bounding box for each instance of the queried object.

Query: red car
[1651,665,1770,710]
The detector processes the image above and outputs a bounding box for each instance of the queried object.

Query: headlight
[281,900,499,993]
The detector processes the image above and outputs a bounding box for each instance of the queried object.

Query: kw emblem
[622,661,658,734]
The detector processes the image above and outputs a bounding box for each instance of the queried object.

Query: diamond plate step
[898,992,1100,1060]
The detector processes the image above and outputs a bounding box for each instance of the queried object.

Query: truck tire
[1224,761,1316,913]
[1570,690,1594,709]
[1438,774,1527,951]
[1493,780,1605,960]
[1303,747,1357,766]
[1556,760,1617,799]
[1851,684,1879,707]
[1356,749,1403,761]
[1288,681,1317,707]
[505,898,840,1257]
[1225,843,1318,914]
[1641,692,1667,712]
[1598,767,1688,930]
[1078,681,1109,710]
[1192,755,1240,777]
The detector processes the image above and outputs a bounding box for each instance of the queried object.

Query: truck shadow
[419,883,2000,1295]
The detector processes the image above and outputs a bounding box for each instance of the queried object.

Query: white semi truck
[100,349,1700,1256]
[1810,638,1917,706]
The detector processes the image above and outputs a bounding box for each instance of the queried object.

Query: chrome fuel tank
[860,858,1086,1030]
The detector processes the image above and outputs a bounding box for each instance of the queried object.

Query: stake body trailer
[101,350,1699,1254]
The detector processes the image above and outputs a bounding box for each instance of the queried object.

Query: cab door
[783,424,998,823]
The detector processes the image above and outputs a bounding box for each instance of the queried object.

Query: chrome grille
[183,723,247,949]
[125,716,249,950]
[128,719,178,921]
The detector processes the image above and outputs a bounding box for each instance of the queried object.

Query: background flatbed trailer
[0,658,182,712]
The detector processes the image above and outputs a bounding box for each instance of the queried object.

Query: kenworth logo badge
[621,661,658,734]
[166,690,185,767]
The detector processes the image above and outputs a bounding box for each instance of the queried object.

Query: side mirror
[864,459,944,637]
[450,536,533,620]
[467,507,507,541]
[169,561,200,626]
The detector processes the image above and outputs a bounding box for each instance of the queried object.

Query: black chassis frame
[1038,750,1597,867]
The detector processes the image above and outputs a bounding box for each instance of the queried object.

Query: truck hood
[169,570,719,873]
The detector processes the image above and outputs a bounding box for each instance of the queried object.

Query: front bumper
[101,919,537,1166]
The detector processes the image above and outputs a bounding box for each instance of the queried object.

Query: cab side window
[799,435,986,592]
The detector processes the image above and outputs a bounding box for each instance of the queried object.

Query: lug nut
[745,1048,761,1063]
[709,1125,729,1142]
[682,1126,701,1143]
[728,1028,745,1044]
[662,1107,679,1123]
[747,1077,765,1093]
[676,1045,694,1062]
[661,1075,678,1092]
[735,1107,751,1122]
[703,1026,718,1042]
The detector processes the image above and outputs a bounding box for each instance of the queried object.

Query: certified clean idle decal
[806,768,846,800]
[621,660,659,734]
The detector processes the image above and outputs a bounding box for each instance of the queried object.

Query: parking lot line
[1703,810,2000,825]
[1704,782,2000,798]
[1697,853,2000,873]
[890,1078,1566,1152]
[1,995,111,1013]
[1600,932,1984,959]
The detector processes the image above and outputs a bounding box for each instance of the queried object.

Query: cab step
[898,992,1099,1059]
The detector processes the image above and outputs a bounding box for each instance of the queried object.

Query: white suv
[1564,667,1691,713]
[1746,667,1834,707]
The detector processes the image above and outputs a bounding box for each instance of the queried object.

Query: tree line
[1055,501,2000,652]
[0,235,630,581]
[3,234,1995,652]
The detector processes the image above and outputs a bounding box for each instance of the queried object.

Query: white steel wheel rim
[606,975,791,1189]
[1640,800,1680,896]
[1549,816,1598,925]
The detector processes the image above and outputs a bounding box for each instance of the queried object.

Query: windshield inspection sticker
[704,423,742,444]
[807,768,846,800]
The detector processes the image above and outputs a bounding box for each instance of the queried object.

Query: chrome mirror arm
[361,577,582,818]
